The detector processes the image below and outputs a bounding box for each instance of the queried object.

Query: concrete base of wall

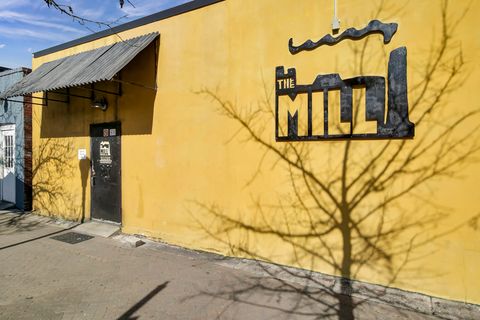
[138,237,480,320]
[215,258,480,319]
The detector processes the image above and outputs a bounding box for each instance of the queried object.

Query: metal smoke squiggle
[289,20,398,55]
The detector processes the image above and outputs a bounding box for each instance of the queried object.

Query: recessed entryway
[90,122,121,224]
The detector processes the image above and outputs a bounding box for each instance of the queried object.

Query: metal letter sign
[276,20,415,141]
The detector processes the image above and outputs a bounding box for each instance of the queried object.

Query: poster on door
[99,141,112,164]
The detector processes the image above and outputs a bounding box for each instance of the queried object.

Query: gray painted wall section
[0,68,26,209]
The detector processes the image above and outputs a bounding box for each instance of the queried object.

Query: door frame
[89,121,122,224]
[0,124,16,203]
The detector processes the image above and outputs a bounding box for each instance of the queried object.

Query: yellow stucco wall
[32,0,480,304]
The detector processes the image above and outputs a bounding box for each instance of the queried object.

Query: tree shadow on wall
[190,1,480,319]
[31,136,83,221]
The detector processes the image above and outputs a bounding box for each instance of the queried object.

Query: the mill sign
[275,20,415,141]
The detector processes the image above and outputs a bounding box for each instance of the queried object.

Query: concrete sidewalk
[0,211,475,320]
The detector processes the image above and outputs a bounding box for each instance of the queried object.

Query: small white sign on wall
[78,149,87,160]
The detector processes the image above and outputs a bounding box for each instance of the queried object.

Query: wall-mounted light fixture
[91,97,108,111]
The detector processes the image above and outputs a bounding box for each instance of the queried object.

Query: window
[4,135,14,169]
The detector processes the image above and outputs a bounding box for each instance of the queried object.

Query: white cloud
[0,0,31,10]
[0,10,86,34]
[27,48,32,53]
[0,26,75,42]
[0,44,5,48]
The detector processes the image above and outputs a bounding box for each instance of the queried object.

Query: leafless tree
[42,0,134,30]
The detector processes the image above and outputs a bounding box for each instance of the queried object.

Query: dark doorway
[90,122,121,223]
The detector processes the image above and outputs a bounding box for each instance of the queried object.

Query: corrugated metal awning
[1,32,159,98]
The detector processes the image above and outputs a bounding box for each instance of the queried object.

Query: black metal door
[90,122,121,223]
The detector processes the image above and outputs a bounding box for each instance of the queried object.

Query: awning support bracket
[0,94,69,107]
[110,78,157,91]
[75,83,122,97]
[0,98,46,107]
[0,85,123,107]
[47,89,92,101]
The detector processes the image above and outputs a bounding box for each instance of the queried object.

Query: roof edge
[0,67,31,78]
[33,0,224,58]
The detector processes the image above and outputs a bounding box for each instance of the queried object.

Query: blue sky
[0,0,190,69]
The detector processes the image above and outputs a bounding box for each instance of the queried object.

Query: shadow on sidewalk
[0,212,42,234]
[0,212,78,250]
[117,281,170,320]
